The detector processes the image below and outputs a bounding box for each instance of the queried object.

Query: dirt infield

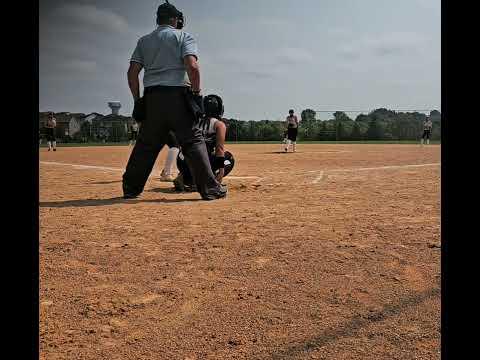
[39,144,441,360]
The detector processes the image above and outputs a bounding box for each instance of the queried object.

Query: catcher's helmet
[203,94,224,118]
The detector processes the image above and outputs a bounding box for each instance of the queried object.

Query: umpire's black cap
[157,1,182,18]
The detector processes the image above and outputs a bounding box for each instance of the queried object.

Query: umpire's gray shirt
[130,25,198,88]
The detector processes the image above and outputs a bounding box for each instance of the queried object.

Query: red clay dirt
[39,144,441,360]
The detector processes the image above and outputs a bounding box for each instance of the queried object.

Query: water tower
[108,101,122,115]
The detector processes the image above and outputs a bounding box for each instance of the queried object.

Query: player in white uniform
[284,109,299,152]
[421,116,433,145]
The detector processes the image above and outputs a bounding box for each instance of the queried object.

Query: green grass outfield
[39,140,440,147]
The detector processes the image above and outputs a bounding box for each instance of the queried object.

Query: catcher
[174,94,235,192]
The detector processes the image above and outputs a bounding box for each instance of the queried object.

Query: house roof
[94,114,131,122]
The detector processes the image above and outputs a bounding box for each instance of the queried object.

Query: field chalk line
[307,162,440,174]
[40,161,439,185]
[40,161,122,172]
[328,163,440,173]
[39,161,261,180]
[309,163,440,184]
[312,171,325,184]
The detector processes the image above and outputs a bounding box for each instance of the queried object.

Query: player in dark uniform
[174,94,235,192]
[129,121,139,145]
[284,109,299,152]
[45,112,57,151]
[420,116,433,146]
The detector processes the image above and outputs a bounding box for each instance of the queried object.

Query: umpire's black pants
[122,86,222,199]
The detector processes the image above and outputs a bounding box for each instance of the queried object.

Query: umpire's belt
[144,85,188,94]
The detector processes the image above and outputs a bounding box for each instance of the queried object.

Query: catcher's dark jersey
[200,116,219,154]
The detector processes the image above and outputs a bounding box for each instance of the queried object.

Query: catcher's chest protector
[200,117,219,154]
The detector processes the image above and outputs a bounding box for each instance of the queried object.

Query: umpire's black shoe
[123,193,139,199]
[185,184,197,192]
[122,182,141,199]
[202,185,227,201]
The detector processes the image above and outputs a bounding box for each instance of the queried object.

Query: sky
[39,0,441,120]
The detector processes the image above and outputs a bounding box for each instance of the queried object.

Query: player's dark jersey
[423,120,433,131]
[286,115,298,128]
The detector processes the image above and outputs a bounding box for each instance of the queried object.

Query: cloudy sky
[39,0,440,120]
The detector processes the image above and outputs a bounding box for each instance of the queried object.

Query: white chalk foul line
[310,163,440,184]
[312,171,325,184]
[39,161,261,181]
[40,161,124,172]
[328,163,440,173]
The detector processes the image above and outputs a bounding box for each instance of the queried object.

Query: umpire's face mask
[176,13,184,29]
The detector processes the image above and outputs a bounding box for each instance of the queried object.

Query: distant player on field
[284,109,299,152]
[421,116,433,146]
[45,112,57,151]
[129,121,139,146]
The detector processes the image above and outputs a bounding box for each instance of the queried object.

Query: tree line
[224,108,441,141]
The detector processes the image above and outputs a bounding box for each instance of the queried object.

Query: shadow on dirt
[89,180,123,185]
[146,187,178,194]
[262,151,297,154]
[40,196,202,208]
[269,287,440,359]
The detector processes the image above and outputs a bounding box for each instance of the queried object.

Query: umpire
[122,1,226,200]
